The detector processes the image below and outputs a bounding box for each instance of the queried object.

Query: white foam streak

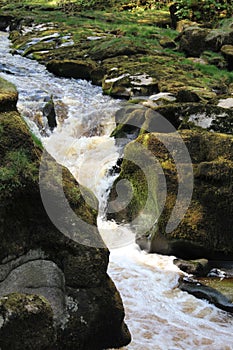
[109,244,233,349]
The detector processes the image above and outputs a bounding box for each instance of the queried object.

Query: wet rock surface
[178,276,233,313]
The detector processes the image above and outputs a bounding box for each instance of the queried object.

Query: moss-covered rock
[178,27,211,57]
[0,78,18,112]
[0,293,55,350]
[47,59,97,80]
[88,37,147,61]
[110,102,233,140]
[108,130,233,260]
[221,44,233,70]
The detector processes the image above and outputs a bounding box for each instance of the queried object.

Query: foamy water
[1,31,233,349]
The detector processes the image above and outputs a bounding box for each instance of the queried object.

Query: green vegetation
[175,0,232,24]
[30,131,43,149]
[1,0,233,100]
[0,149,38,196]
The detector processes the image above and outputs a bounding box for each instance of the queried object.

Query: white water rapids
[1,31,233,349]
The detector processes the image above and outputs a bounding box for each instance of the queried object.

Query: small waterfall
[1,31,233,350]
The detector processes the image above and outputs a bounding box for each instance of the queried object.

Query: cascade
[1,31,233,349]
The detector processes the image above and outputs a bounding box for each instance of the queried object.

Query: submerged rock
[42,95,57,131]
[179,277,233,313]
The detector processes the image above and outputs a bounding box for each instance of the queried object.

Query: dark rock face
[0,15,13,31]
[42,96,57,130]
[0,293,56,349]
[0,81,131,349]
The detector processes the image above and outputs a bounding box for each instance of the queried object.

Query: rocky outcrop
[0,77,18,112]
[177,21,233,68]
[108,129,233,260]
[0,78,131,349]
[110,102,233,139]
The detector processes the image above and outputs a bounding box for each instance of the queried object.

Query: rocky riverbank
[0,75,131,349]
[1,0,233,328]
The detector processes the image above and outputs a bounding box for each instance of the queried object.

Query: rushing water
[1,31,233,349]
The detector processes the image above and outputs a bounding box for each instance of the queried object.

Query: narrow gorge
[1,1,233,349]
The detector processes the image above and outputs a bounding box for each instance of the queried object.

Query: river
[1,31,233,350]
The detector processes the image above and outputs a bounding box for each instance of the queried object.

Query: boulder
[221,45,233,70]
[108,130,233,260]
[204,29,233,52]
[46,59,97,80]
[0,97,131,348]
[42,96,57,131]
[178,25,233,58]
[174,258,209,276]
[178,27,211,57]
[0,15,13,31]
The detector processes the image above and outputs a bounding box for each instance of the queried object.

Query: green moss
[0,149,38,197]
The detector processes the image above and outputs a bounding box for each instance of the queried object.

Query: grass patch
[193,62,233,84]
